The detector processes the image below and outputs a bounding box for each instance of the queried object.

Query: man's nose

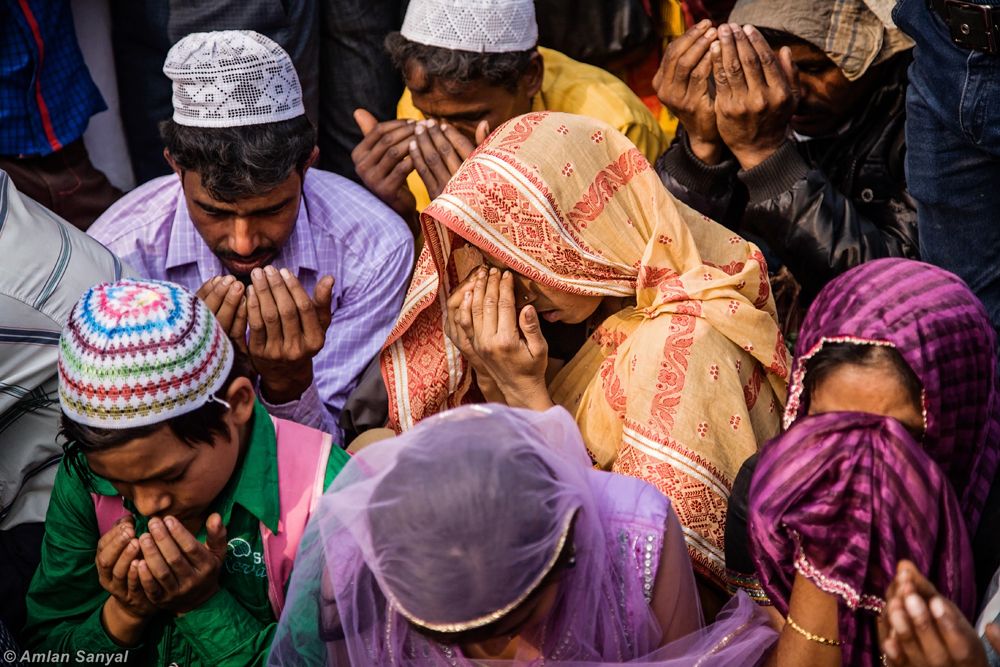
[230,218,257,257]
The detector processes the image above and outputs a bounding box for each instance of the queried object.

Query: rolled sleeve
[74,604,137,657]
[737,141,811,204]
[259,381,340,441]
[657,133,739,194]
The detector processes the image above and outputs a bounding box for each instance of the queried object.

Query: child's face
[85,377,256,534]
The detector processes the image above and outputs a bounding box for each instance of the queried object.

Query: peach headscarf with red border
[380,112,789,586]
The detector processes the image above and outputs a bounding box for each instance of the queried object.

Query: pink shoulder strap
[260,415,333,618]
[92,493,131,536]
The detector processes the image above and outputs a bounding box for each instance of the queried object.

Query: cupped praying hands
[444,266,552,411]
[656,20,799,170]
[196,267,334,406]
[881,561,1000,667]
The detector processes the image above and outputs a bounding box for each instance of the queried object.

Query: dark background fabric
[318,0,407,180]
[724,453,758,581]
[534,0,655,68]
[110,0,321,185]
[0,140,121,231]
[0,522,44,639]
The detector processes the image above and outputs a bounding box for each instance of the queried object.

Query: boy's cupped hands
[97,514,229,645]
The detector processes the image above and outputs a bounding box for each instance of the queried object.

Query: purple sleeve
[259,382,340,441]
[313,240,413,429]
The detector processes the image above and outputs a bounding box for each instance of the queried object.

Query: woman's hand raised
[456,267,553,411]
[444,267,505,403]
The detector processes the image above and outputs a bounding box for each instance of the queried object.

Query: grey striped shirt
[0,171,127,529]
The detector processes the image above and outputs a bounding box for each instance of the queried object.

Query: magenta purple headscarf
[749,258,1000,666]
[784,258,1000,527]
[750,412,976,666]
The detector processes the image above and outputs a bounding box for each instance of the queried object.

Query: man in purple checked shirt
[88,30,413,444]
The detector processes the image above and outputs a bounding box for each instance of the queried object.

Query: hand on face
[408,118,490,201]
[196,275,249,355]
[453,267,553,411]
[444,268,505,403]
[880,560,991,667]
[246,266,334,405]
[134,514,228,614]
[352,109,419,223]
[654,20,723,164]
[710,23,798,170]
[96,516,157,619]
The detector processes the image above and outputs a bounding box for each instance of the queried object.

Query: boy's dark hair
[60,348,256,459]
[159,115,317,203]
[384,32,536,94]
[803,342,923,410]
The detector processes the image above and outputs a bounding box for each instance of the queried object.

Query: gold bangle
[785,615,842,646]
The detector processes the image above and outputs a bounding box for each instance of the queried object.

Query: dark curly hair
[160,114,317,202]
[385,32,536,94]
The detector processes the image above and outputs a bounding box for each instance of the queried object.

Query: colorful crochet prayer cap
[59,279,234,429]
[401,0,537,53]
[164,30,305,128]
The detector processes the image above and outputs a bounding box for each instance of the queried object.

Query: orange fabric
[380,112,789,586]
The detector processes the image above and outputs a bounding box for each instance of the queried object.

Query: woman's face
[482,256,605,325]
[807,362,924,437]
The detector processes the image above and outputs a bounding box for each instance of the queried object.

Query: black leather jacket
[656,55,918,303]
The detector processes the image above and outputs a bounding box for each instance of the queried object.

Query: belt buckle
[944,0,997,53]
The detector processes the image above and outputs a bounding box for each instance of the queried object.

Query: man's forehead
[184,170,300,211]
[784,40,833,65]
[411,97,494,123]
[406,63,504,104]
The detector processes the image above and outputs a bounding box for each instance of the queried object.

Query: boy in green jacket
[22,278,348,665]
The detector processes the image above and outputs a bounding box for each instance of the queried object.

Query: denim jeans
[893,0,1000,334]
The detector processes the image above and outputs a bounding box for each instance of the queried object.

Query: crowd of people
[2,0,1000,665]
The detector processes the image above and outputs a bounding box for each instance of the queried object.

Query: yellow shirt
[397,46,670,212]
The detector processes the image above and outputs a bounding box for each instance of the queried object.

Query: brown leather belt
[928,0,1000,53]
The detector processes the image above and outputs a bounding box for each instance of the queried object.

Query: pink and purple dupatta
[784,258,1000,527]
[749,258,1000,666]
[268,404,778,666]
[750,412,976,666]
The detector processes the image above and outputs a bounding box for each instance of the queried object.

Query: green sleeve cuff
[324,446,351,490]
[173,588,271,662]
[83,601,142,655]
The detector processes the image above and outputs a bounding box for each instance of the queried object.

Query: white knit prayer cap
[401,0,538,53]
[164,30,305,128]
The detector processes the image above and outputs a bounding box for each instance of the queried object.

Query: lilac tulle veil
[267,404,777,666]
